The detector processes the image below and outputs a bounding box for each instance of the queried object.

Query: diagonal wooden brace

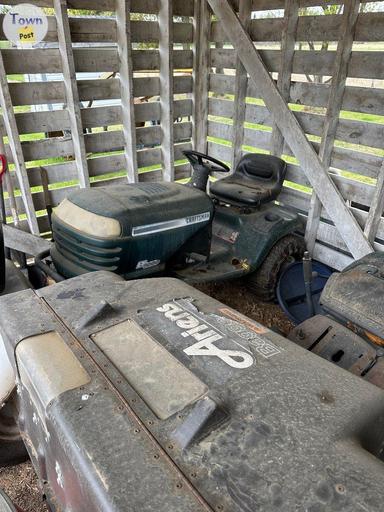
[207,0,373,260]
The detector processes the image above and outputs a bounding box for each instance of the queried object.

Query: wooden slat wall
[206,2,384,270]
[0,0,194,234]
[1,1,384,270]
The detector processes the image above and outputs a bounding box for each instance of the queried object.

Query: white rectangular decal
[132,212,210,237]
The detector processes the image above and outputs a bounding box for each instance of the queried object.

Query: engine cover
[321,252,384,342]
[51,182,214,278]
[1,273,384,511]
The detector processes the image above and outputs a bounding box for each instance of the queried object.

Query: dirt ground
[0,280,292,511]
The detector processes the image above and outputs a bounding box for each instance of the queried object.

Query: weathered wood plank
[211,12,384,43]
[210,49,384,81]
[210,96,384,151]
[364,163,384,243]
[159,0,175,182]
[305,0,361,254]
[207,0,372,259]
[11,141,192,191]
[317,221,384,255]
[0,16,193,43]
[54,0,90,188]
[5,122,192,164]
[9,75,192,108]
[210,73,384,118]
[3,0,194,15]
[3,224,52,256]
[5,0,375,13]
[0,52,39,235]
[193,0,211,153]
[210,121,382,183]
[313,242,354,271]
[3,48,193,75]
[116,0,138,183]
[270,0,299,157]
[289,82,384,117]
[231,0,252,170]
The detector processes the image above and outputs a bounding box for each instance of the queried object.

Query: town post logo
[3,4,48,47]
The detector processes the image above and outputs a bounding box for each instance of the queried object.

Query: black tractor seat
[209,154,287,207]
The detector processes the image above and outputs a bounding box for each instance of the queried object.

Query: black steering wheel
[183,150,230,174]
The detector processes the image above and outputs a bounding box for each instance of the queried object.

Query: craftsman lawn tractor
[2,271,384,511]
[42,151,304,300]
[289,251,384,390]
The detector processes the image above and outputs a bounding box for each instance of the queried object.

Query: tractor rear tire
[0,391,28,467]
[246,235,305,302]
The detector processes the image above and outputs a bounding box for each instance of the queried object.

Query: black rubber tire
[0,392,28,467]
[246,235,306,302]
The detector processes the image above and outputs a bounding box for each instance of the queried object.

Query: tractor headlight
[53,199,122,238]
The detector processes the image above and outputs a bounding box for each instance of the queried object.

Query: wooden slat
[11,141,192,191]
[207,0,372,259]
[0,15,193,43]
[54,0,90,188]
[116,0,138,183]
[313,242,353,271]
[5,0,376,13]
[3,224,52,256]
[210,49,384,81]
[4,122,192,164]
[9,75,193,108]
[193,0,211,153]
[159,0,175,182]
[3,48,193,75]
[211,12,384,44]
[0,52,39,235]
[209,97,384,151]
[270,0,299,157]
[316,221,384,255]
[364,164,384,243]
[231,0,252,170]
[0,126,20,228]
[210,74,384,119]
[305,0,361,254]
[2,0,194,15]
[290,82,384,117]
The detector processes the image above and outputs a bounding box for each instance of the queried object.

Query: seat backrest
[236,154,287,188]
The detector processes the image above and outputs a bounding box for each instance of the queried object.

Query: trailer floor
[0,280,292,512]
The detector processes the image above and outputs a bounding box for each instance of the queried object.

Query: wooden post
[207,0,372,259]
[231,0,252,171]
[54,0,90,188]
[116,0,138,183]
[305,0,361,254]
[0,53,39,235]
[364,162,384,243]
[193,0,211,153]
[0,125,20,228]
[270,0,299,157]
[159,0,174,182]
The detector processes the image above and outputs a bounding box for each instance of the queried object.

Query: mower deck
[1,272,384,511]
